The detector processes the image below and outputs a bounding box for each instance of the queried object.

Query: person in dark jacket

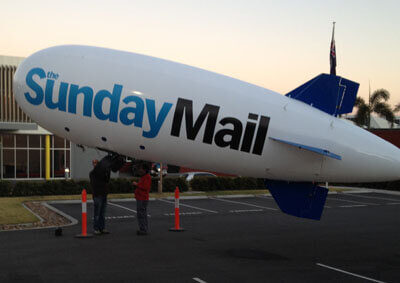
[132,164,151,235]
[89,154,124,235]
[90,158,111,235]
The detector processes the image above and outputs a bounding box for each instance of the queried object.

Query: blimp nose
[385,143,400,180]
[13,52,48,119]
[13,58,30,107]
[323,122,400,182]
[360,133,400,181]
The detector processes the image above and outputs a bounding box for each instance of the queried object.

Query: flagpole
[327,21,336,190]
[330,22,336,76]
[368,80,371,129]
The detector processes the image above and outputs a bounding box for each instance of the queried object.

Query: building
[344,114,400,129]
[0,55,111,180]
[370,128,400,148]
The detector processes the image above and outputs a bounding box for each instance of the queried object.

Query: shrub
[331,181,400,191]
[108,178,136,194]
[8,176,400,197]
[0,176,190,197]
[0,180,13,197]
[151,177,188,192]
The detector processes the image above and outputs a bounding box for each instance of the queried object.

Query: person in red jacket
[132,164,151,235]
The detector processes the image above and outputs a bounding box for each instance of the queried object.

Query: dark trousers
[137,200,149,232]
[93,195,107,231]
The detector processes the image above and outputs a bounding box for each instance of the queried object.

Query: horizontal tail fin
[286,74,359,116]
[269,137,341,160]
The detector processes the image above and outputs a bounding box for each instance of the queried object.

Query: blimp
[12,45,400,220]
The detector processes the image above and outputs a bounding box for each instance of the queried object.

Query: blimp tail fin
[286,74,359,116]
[265,180,328,220]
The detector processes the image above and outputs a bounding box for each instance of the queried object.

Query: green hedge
[2,177,399,197]
[0,177,264,197]
[332,181,400,191]
[0,180,13,197]
[153,177,189,193]
[0,177,189,197]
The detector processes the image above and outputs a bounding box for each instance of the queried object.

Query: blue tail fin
[265,180,328,220]
[286,74,359,116]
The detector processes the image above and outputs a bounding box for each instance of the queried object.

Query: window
[29,135,40,148]
[16,135,27,147]
[2,134,14,147]
[29,150,41,178]
[0,134,71,180]
[3,149,14,178]
[16,149,28,178]
[54,136,64,148]
[53,150,65,177]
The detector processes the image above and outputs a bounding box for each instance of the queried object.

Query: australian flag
[330,24,336,76]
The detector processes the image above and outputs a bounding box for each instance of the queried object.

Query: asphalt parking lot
[0,191,399,283]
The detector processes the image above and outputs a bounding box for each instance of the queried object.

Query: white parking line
[109,202,152,217]
[256,195,273,199]
[106,215,135,220]
[108,202,137,213]
[256,195,332,208]
[327,197,378,206]
[164,212,203,216]
[158,199,218,214]
[211,197,278,211]
[193,277,207,283]
[229,209,263,213]
[316,263,386,283]
[339,205,367,208]
[345,193,400,202]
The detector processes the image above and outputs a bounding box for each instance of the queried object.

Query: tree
[354,89,395,129]
[394,103,400,114]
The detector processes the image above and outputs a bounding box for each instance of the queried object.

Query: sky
[1,0,399,107]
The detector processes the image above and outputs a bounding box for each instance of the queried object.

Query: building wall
[370,129,400,148]
[0,61,31,123]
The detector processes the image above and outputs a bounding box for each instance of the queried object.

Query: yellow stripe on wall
[45,135,50,180]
